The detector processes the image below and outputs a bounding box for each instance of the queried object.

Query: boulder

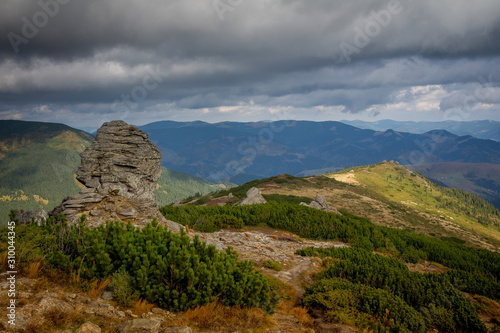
[300,195,341,214]
[51,120,182,231]
[76,322,102,333]
[235,187,266,206]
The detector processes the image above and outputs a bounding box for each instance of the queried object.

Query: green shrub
[299,247,488,333]
[110,268,140,307]
[263,260,282,271]
[13,220,277,314]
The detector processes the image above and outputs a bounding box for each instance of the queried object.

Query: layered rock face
[76,120,161,200]
[52,120,179,231]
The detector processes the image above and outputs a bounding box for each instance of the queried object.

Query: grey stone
[77,120,161,201]
[101,291,113,301]
[300,195,341,215]
[76,322,101,333]
[119,318,162,333]
[50,120,181,231]
[235,187,266,206]
[315,195,328,207]
[161,327,192,333]
[37,296,74,314]
[118,209,137,218]
[13,208,48,225]
[90,210,102,217]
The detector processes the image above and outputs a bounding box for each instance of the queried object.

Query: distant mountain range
[0,120,229,223]
[341,119,500,142]
[2,119,500,220]
[140,120,500,184]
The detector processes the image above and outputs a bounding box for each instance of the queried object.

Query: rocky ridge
[50,121,178,231]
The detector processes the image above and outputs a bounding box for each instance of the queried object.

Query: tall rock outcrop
[52,120,179,231]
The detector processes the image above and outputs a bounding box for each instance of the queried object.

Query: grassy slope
[410,162,500,208]
[155,167,232,207]
[0,131,91,223]
[335,162,500,249]
[199,162,500,251]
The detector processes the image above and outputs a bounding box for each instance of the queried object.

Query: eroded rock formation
[51,120,179,231]
[300,195,341,214]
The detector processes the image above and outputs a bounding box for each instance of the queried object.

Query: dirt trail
[193,227,348,297]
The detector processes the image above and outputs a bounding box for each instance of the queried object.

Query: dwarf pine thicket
[3,191,499,331]
[3,214,277,313]
[161,201,499,332]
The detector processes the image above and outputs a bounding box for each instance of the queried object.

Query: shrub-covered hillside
[161,197,500,332]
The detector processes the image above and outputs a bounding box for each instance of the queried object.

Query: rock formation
[300,195,341,214]
[51,120,180,231]
[235,187,266,206]
[11,208,48,225]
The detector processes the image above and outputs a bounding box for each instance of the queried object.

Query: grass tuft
[88,278,111,299]
[133,298,155,315]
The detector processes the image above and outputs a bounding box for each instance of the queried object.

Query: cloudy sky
[1,0,500,131]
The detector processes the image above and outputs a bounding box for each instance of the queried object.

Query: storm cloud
[1,0,499,130]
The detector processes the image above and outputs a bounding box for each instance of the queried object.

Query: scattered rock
[76,322,102,333]
[161,327,192,333]
[119,318,162,333]
[37,296,74,314]
[101,291,113,301]
[300,195,341,214]
[151,308,170,315]
[235,187,266,206]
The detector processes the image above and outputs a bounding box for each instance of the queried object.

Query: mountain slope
[179,161,500,251]
[342,119,500,142]
[410,162,500,209]
[0,120,93,222]
[0,120,233,223]
[140,120,500,184]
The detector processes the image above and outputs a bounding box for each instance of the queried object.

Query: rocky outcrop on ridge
[235,187,266,206]
[11,208,48,225]
[51,120,180,231]
[300,195,341,214]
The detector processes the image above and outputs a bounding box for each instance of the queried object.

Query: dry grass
[44,305,84,328]
[27,259,44,278]
[133,298,155,315]
[70,256,86,285]
[31,276,51,294]
[88,278,111,299]
[290,307,315,327]
[178,302,276,331]
[0,251,8,271]
[476,295,500,317]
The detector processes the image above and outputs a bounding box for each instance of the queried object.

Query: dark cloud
[1,0,499,128]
